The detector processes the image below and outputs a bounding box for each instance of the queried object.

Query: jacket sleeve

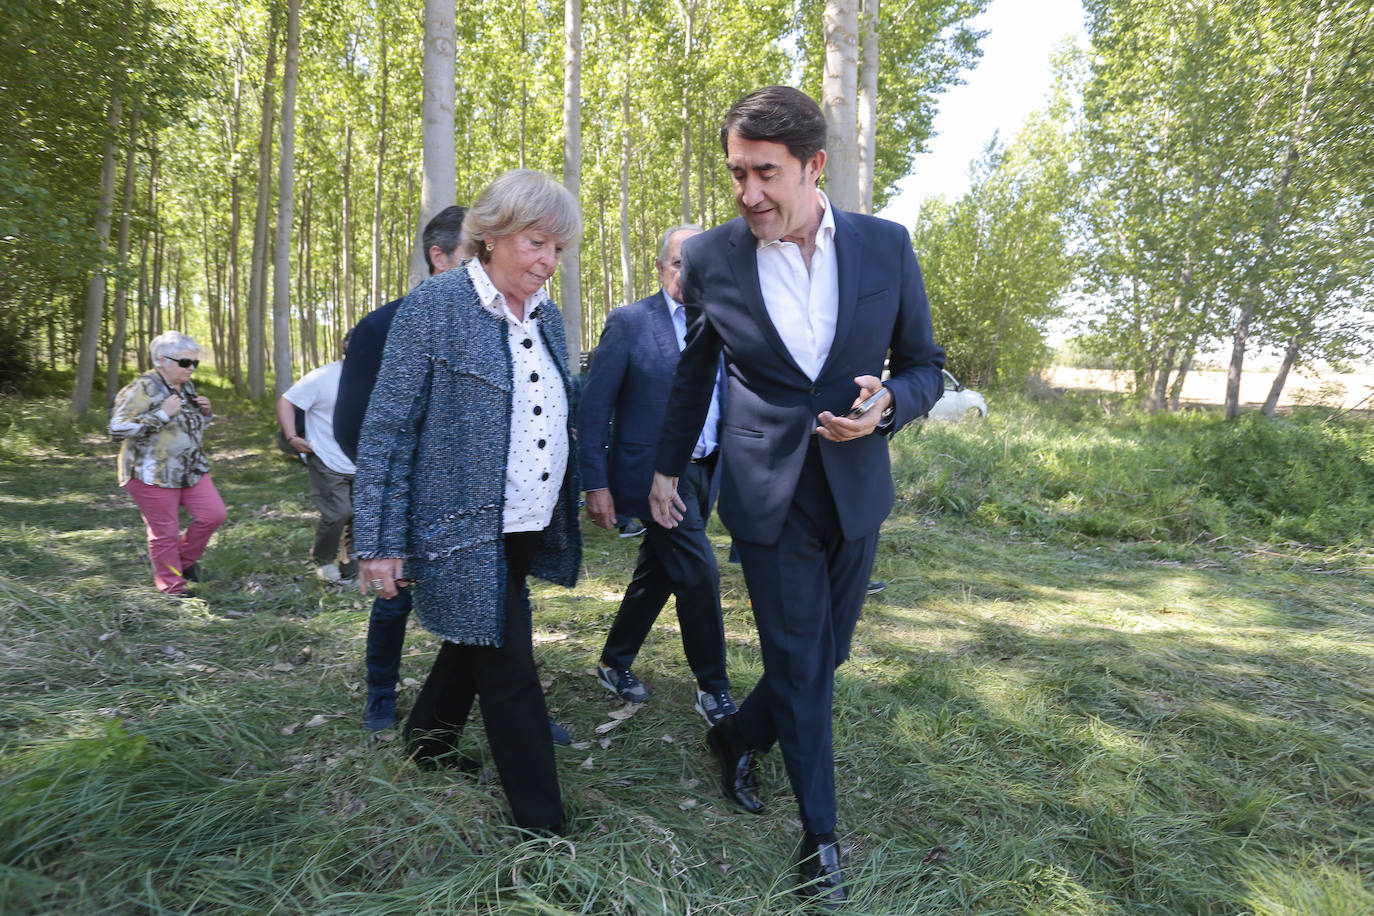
[576,308,631,492]
[351,296,434,559]
[109,378,170,439]
[334,311,386,463]
[880,229,946,433]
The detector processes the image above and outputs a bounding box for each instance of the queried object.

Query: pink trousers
[124,474,227,594]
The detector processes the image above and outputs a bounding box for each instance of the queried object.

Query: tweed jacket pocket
[410,506,502,560]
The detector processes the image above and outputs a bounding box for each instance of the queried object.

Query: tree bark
[821,0,860,210]
[370,17,389,313]
[247,17,279,398]
[857,0,878,213]
[71,94,122,415]
[560,0,583,366]
[618,16,633,305]
[1263,316,1313,416]
[106,104,141,403]
[342,123,355,328]
[272,0,300,396]
[409,0,457,291]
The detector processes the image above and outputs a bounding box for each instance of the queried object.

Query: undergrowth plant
[1,382,1370,914]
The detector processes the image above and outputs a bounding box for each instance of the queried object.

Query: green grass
[0,386,1370,914]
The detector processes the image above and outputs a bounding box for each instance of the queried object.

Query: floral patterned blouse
[109,370,212,488]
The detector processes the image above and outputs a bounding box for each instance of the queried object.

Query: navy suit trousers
[599,456,729,693]
[731,439,878,835]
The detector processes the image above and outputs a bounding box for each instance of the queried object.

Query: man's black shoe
[706,718,763,813]
[798,831,846,910]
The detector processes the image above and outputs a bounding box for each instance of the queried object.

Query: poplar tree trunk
[618,20,633,305]
[342,124,355,327]
[226,52,245,391]
[857,0,878,214]
[560,0,583,365]
[106,104,141,403]
[71,94,122,415]
[247,19,279,398]
[272,0,300,396]
[821,0,860,210]
[370,18,389,313]
[409,0,456,291]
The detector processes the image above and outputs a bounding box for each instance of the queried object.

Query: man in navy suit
[579,225,736,725]
[335,205,466,732]
[650,87,945,908]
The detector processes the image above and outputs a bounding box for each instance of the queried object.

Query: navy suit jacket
[655,209,945,545]
[580,290,722,522]
[334,296,404,464]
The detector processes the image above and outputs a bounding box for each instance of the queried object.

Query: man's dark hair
[719,86,827,165]
[423,204,467,274]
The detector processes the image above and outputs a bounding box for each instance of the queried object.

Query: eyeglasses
[160,356,200,368]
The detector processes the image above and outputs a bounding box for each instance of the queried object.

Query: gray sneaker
[597,662,649,703]
[694,689,739,726]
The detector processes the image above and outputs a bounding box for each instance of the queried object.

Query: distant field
[1047,366,1374,411]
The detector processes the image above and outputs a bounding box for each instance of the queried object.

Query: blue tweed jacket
[351,266,582,646]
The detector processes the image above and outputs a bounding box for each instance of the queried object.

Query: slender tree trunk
[560,0,583,365]
[618,20,633,304]
[106,104,141,403]
[857,0,878,213]
[370,18,389,313]
[410,0,457,290]
[1263,316,1314,416]
[821,0,860,210]
[247,17,279,398]
[71,94,122,415]
[136,226,148,369]
[226,50,245,392]
[272,0,300,396]
[678,0,695,223]
[342,123,355,326]
[149,144,162,338]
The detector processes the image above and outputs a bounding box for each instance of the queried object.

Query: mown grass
[0,384,1370,914]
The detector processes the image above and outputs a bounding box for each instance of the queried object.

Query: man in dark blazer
[579,224,735,725]
[650,87,945,908]
[335,205,466,732]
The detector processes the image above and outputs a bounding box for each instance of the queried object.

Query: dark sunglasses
[160,356,200,368]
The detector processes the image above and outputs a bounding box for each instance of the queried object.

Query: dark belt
[690,450,718,466]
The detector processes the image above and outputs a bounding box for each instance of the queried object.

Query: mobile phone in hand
[845,387,887,419]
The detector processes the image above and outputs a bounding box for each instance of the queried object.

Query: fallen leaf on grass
[661,734,674,743]
[579,756,596,770]
[570,741,592,750]
[599,737,612,749]
[922,846,951,865]
[272,661,295,672]
[678,799,697,810]
[281,724,299,736]
[594,719,622,735]
[608,704,643,720]
[304,714,328,727]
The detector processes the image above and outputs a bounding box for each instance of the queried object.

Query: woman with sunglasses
[110,331,227,597]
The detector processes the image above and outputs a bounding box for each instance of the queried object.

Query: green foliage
[1,393,1371,914]
[913,95,1081,386]
[892,387,1374,549]
[1193,412,1374,545]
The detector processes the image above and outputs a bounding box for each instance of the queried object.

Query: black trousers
[600,457,730,693]
[732,440,878,836]
[404,531,562,832]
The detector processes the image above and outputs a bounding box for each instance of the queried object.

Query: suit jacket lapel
[647,291,682,365]
[726,220,807,379]
[819,208,861,382]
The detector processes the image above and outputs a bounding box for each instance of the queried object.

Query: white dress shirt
[755,190,839,381]
[282,360,356,476]
[466,258,570,533]
[666,291,721,459]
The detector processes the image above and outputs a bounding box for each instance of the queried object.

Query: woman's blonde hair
[462,169,582,262]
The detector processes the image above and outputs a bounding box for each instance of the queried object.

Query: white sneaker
[316,563,342,583]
